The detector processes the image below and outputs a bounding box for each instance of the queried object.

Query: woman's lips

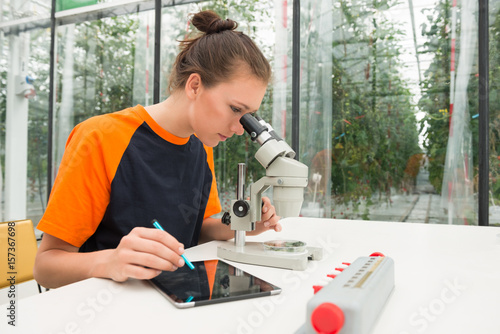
[219,134,228,141]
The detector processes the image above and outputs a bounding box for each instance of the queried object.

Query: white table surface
[2,217,500,334]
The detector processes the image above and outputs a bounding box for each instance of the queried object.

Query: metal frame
[47,0,56,198]
[478,0,489,226]
[291,0,300,157]
[154,0,161,104]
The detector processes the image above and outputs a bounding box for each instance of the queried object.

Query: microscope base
[217,242,323,271]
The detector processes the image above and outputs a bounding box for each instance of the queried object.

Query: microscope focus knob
[221,212,231,225]
[233,200,250,217]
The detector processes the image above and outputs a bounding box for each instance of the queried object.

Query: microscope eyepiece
[256,117,284,143]
[242,114,296,159]
[240,114,272,145]
[240,114,266,139]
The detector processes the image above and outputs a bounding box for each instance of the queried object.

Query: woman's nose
[231,118,245,136]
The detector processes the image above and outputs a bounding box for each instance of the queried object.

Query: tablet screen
[150,260,281,308]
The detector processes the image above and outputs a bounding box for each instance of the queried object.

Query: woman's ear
[185,73,202,100]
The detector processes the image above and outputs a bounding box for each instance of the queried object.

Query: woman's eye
[230,106,242,113]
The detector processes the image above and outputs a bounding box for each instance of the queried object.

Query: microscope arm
[249,155,309,224]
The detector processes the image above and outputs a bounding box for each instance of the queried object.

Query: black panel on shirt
[79,122,213,252]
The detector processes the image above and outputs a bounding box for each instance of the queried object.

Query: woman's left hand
[249,196,281,235]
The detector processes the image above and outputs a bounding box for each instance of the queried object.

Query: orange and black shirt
[38,105,221,251]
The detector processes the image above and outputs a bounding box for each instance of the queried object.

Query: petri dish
[263,240,307,254]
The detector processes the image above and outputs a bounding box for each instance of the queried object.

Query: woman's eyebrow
[233,100,251,111]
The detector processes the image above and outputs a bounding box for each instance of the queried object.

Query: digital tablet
[150,259,281,308]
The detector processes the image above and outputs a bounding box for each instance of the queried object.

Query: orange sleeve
[203,145,222,219]
[37,111,140,247]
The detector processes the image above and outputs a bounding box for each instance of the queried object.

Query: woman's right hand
[105,227,186,282]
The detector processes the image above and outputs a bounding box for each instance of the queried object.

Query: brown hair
[168,10,272,93]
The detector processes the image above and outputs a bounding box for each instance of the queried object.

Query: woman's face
[189,73,268,147]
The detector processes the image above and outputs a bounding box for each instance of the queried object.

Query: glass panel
[298,1,333,218]
[299,0,482,225]
[160,1,278,214]
[490,1,500,226]
[437,0,478,225]
[1,0,52,21]
[0,27,50,231]
[52,11,154,180]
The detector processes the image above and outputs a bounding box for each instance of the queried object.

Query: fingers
[115,265,162,282]
[130,227,184,255]
[261,197,274,221]
[123,249,179,272]
[110,227,186,282]
[260,197,281,232]
[120,231,185,269]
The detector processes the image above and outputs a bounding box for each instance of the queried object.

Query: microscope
[217,114,322,270]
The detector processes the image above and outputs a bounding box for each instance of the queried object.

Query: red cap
[311,302,345,334]
[313,285,323,294]
[370,252,385,257]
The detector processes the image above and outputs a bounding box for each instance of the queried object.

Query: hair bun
[191,10,238,34]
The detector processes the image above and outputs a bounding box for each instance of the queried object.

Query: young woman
[34,10,281,289]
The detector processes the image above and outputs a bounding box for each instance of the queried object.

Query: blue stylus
[151,219,195,270]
